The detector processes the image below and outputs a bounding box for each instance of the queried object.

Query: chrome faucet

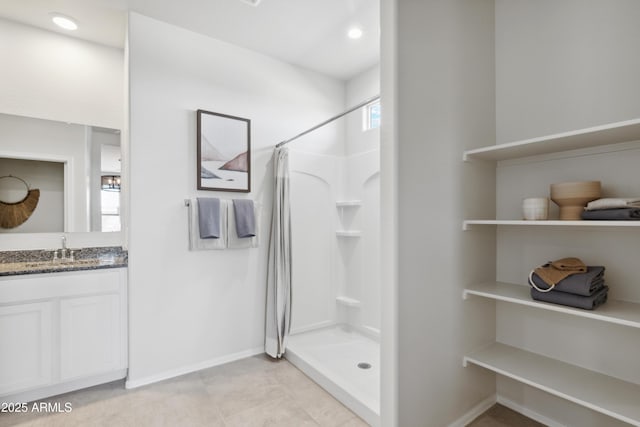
[61,236,68,260]
[52,236,70,262]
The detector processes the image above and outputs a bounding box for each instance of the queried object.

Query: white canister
[522,197,549,220]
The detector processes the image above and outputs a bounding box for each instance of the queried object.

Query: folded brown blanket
[531,285,608,310]
[533,257,587,287]
[581,208,640,220]
[530,266,605,296]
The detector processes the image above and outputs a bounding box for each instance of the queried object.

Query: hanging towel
[585,198,640,211]
[529,266,605,296]
[228,201,260,249]
[533,257,587,288]
[188,198,226,250]
[197,197,221,238]
[531,285,608,310]
[232,199,256,237]
[581,208,640,220]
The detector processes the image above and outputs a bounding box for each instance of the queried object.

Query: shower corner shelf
[336,296,361,308]
[336,200,363,208]
[336,230,362,237]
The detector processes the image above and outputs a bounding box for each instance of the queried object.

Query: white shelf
[336,230,362,237]
[336,200,362,208]
[463,219,640,230]
[463,342,640,426]
[336,296,361,308]
[463,282,640,329]
[463,118,640,161]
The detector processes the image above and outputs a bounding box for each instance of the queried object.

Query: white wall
[394,1,497,425]
[495,0,640,144]
[346,65,380,156]
[494,2,640,425]
[0,19,125,249]
[127,12,345,385]
[0,18,124,130]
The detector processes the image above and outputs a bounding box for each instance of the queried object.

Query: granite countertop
[0,246,128,277]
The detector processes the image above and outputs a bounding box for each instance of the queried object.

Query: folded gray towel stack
[197,197,221,239]
[232,199,256,238]
[529,265,608,310]
[531,285,608,310]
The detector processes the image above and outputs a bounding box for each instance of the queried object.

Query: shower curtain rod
[275,94,380,148]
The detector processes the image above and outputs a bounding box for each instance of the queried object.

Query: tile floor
[467,404,545,427]
[0,355,368,427]
[0,354,543,427]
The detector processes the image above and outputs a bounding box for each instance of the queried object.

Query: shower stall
[279,97,381,426]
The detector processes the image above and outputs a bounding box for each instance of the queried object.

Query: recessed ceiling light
[51,13,78,31]
[347,27,363,39]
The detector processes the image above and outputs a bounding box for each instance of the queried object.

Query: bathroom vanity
[0,248,127,403]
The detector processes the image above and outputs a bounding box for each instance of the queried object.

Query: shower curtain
[265,146,292,358]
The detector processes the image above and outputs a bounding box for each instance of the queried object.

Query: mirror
[0,112,121,233]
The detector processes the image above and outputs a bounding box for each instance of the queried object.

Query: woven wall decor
[0,176,40,229]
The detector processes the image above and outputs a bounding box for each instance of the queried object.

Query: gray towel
[581,208,640,220]
[232,199,256,238]
[531,285,608,310]
[530,266,605,296]
[197,197,221,239]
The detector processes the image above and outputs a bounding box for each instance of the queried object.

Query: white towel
[228,201,260,249]
[188,198,227,250]
[585,198,640,211]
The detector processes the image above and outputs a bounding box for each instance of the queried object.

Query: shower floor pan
[286,326,380,426]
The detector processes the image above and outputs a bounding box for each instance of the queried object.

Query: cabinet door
[0,302,53,395]
[59,294,122,381]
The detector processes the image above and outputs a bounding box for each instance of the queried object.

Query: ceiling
[0,0,379,80]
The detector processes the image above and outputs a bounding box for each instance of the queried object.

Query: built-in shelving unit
[463,282,640,329]
[462,118,640,425]
[463,118,640,162]
[464,343,640,426]
[336,231,362,238]
[463,219,640,230]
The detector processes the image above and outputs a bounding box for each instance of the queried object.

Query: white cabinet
[0,302,53,395]
[0,268,127,402]
[462,119,640,425]
[60,294,122,381]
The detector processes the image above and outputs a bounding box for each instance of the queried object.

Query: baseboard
[497,395,566,427]
[2,369,127,404]
[448,394,497,427]
[125,347,264,389]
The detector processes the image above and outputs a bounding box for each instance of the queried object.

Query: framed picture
[197,109,251,192]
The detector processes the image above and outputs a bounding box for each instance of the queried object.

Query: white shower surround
[287,123,380,424]
[289,147,380,337]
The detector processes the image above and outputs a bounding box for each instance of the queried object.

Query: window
[363,100,381,131]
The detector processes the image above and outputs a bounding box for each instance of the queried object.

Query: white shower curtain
[265,146,292,358]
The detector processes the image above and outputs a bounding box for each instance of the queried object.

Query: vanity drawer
[0,268,125,304]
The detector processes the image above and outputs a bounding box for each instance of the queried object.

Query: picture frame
[197,109,251,192]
